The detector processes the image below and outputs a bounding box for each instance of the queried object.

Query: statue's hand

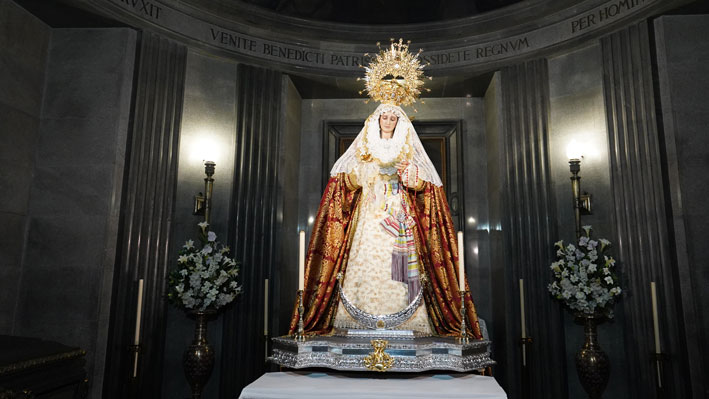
[395,160,410,172]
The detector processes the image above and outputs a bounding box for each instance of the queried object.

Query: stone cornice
[69,0,690,75]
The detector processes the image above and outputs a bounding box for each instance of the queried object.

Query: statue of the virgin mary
[289,40,483,339]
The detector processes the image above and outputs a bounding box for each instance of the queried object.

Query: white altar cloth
[239,371,507,399]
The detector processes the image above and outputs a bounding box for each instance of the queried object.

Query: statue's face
[379,112,399,135]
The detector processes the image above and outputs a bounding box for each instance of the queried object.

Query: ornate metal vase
[575,314,610,399]
[183,310,216,399]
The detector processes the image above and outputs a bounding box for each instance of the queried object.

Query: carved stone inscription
[103,0,660,72]
[115,0,162,20]
[571,0,649,33]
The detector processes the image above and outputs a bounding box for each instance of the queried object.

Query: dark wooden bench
[0,336,87,399]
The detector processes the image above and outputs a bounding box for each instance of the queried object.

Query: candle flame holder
[651,352,668,391]
[294,290,306,341]
[458,290,469,343]
[520,336,533,368]
[128,344,141,378]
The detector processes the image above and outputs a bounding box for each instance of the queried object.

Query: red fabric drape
[289,174,482,339]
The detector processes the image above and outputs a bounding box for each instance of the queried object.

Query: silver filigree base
[269,333,495,372]
[334,328,428,339]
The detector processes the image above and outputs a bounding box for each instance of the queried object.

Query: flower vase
[183,310,216,399]
[575,314,610,399]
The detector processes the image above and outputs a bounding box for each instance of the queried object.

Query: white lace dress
[332,161,433,333]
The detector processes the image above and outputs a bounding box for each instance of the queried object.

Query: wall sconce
[193,161,216,224]
[567,141,592,239]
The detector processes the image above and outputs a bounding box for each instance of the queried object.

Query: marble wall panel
[483,71,518,396]
[0,0,50,118]
[0,104,41,167]
[16,27,136,399]
[548,43,628,399]
[162,49,237,399]
[220,64,283,397]
[274,75,302,338]
[495,59,564,399]
[654,15,709,398]
[0,0,50,335]
[0,213,26,332]
[601,21,692,398]
[102,32,183,399]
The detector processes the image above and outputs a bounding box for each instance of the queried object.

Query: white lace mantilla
[330,104,443,187]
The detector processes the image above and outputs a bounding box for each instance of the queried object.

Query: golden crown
[359,39,431,107]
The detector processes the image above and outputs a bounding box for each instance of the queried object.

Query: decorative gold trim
[0,349,86,376]
[363,339,394,372]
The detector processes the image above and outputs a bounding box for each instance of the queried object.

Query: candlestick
[295,290,305,341]
[520,278,527,366]
[134,279,144,345]
[130,345,140,379]
[457,231,465,292]
[458,290,469,343]
[299,230,305,291]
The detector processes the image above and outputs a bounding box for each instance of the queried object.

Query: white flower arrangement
[167,221,242,311]
[548,225,622,317]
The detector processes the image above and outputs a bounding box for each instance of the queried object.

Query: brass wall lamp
[193,161,216,224]
[567,141,592,239]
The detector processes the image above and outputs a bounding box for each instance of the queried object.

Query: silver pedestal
[269,330,495,372]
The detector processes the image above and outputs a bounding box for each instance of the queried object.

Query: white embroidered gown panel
[333,161,432,333]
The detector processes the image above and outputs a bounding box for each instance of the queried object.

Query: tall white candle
[651,282,663,387]
[132,279,144,378]
[264,279,269,336]
[457,231,465,292]
[298,231,305,291]
[650,282,661,353]
[133,279,144,345]
[520,279,526,339]
[520,278,527,367]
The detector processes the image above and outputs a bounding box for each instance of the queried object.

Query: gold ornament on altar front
[359,38,431,107]
[363,339,394,372]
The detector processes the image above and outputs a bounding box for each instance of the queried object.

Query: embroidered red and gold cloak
[288,173,483,339]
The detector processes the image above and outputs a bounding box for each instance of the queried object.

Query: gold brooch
[363,339,394,372]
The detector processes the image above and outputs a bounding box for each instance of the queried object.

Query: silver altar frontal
[269,329,495,372]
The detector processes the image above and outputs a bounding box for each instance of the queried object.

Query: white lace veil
[330,104,443,187]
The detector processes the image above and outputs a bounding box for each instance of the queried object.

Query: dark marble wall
[0,0,50,334]
[547,43,629,399]
[274,76,303,336]
[220,64,283,397]
[496,59,566,399]
[601,21,692,398]
[101,32,185,399]
[483,72,516,396]
[14,28,136,398]
[654,15,709,398]
[162,49,238,399]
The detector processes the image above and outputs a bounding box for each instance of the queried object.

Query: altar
[239,371,507,399]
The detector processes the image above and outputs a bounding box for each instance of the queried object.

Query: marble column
[601,21,690,399]
[220,64,283,398]
[103,31,186,399]
[491,59,566,399]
